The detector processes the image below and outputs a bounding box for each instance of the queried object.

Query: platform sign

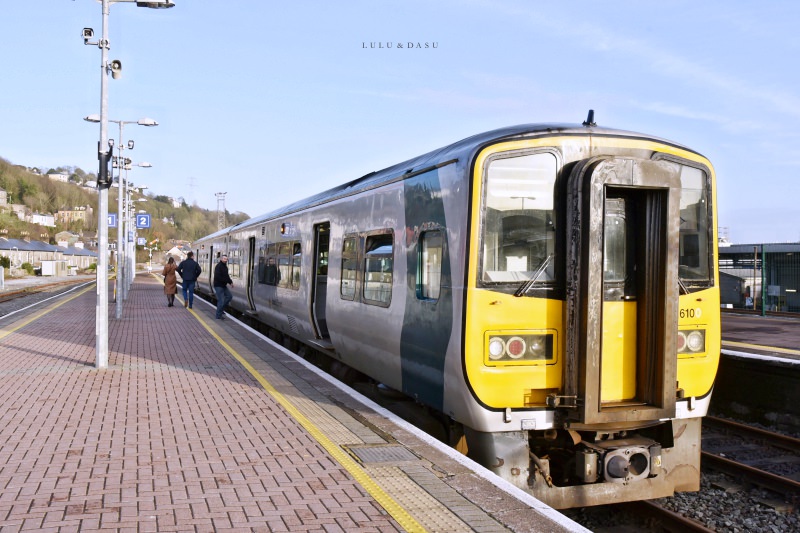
[129,231,135,243]
[108,213,117,228]
[136,213,151,229]
[137,237,146,246]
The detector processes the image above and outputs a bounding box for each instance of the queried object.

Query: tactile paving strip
[344,444,420,464]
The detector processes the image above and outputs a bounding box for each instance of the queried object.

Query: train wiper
[514,253,553,297]
[678,277,689,295]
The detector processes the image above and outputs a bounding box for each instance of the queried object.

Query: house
[55,205,94,225]
[47,172,70,183]
[55,231,80,246]
[9,204,29,221]
[31,213,56,227]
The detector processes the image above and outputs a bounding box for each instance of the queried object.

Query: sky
[2,1,799,244]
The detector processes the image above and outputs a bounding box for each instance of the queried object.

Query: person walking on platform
[176,251,202,309]
[213,254,234,319]
[161,256,179,307]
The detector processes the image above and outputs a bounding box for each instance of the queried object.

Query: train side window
[479,151,557,287]
[340,235,358,300]
[229,248,240,278]
[363,233,393,307]
[277,242,291,288]
[262,243,279,285]
[291,242,301,289]
[257,245,267,283]
[418,230,442,300]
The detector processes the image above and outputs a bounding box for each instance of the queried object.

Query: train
[192,113,721,509]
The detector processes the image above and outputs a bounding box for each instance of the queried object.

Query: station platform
[721,312,800,361]
[0,274,582,532]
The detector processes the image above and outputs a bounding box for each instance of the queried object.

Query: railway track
[0,278,95,305]
[702,415,800,500]
[619,500,716,532]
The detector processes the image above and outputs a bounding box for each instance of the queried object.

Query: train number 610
[679,308,702,319]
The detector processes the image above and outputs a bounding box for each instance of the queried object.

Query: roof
[0,238,96,257]
[720,243,800,254]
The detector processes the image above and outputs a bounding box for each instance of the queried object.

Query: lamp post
[127,187,149,293]
[84,115,157,319]
[122,169,151,297]
[82,0,174,369]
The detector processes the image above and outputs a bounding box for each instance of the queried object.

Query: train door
[564,157,682,425]
[311,223,330,338]
[246,236,257,312]
[208,246,214,290]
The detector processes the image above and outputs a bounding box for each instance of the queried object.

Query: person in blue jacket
[176,251,202,309]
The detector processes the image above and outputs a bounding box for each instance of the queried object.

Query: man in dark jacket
[176,251,202,309]
[213,254,234,319]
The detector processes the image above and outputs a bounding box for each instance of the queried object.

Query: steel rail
[620,500,716,533]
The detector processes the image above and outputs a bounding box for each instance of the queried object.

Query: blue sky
[2,1,799,244]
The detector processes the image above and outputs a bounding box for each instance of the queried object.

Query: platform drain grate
[343,444,420,464]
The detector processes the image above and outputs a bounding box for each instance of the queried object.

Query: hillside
[0,157,249,246]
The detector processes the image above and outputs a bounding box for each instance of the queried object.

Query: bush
[0,256,9,269]
[20,262,35,275]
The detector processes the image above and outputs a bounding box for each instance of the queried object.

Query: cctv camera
[83,28,94,39]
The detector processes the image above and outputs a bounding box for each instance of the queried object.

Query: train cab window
[419,230,442,300]
[363,233,393,306]
[340,236,358,300]
[479,152,557,289]
[678,165,710,282]
[291,243,301,289]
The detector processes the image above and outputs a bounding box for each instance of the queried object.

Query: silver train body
[193,122,721,508]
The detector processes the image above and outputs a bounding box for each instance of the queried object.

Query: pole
[761,245,767,317]
[115,121,125,319]
[753,246,757,311]
[96,0,111,369]
[127,173,135,291]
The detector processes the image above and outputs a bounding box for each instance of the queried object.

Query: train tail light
[485,332,554,364]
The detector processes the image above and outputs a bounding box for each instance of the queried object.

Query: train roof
[203,122,698,240]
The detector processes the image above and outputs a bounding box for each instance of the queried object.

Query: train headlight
[687,331,705,352]
[677,329,705,354]
[488,337,506,360]
[484,331,555,365]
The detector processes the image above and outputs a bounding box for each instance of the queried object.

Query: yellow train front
[193,118,720,509]
[461,120,720,508]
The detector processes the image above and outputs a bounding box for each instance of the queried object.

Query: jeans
[182,280,196,307]
[215,285,232,318]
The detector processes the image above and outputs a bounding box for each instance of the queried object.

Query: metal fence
[719,243,800,314]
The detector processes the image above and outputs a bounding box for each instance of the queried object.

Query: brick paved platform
[0,274,582,532]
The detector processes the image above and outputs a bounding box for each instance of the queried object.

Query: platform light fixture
[84,115,157,318]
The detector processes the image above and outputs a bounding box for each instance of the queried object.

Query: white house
[32,213,56,227]
[48,173,70,183]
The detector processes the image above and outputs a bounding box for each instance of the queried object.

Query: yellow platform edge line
[722,339,800,356]
[0,284,96,342]
[183,295,427,532]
